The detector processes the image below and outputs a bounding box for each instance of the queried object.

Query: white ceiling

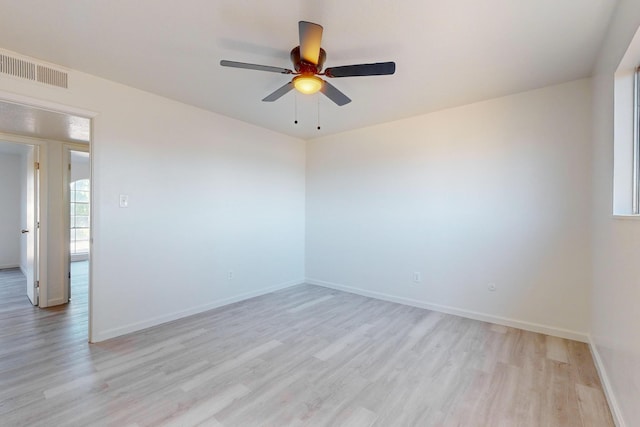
[0,0,616,140]
[0,101,90,143]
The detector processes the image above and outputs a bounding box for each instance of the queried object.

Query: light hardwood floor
[0,267,614,426]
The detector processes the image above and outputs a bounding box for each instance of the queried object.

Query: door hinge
[68,272,71,279]
[68,163,71,171]
[37,221,40,229]
[34,162,40,170]
[36,280,39,289]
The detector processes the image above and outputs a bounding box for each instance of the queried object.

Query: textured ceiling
[0,0,616,140]
[0,101,90,143]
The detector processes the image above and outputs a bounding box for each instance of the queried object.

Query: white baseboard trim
[589,336,626,427]
[306,278,588,343]
[0,263,19,270]
[46,297,65,307]
[91,278,304,343]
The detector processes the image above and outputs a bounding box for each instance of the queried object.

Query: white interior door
[24,146,39,306]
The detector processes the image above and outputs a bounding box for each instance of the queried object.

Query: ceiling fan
[220,21,396,106]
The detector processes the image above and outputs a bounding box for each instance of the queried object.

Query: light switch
[119,194,129,208]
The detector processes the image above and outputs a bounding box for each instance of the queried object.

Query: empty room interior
[0,1,639,426]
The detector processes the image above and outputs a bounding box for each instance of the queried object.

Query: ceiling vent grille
[0,53,68,89]
[36,64,68,88]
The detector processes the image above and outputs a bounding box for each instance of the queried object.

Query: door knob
[21,229,29,234]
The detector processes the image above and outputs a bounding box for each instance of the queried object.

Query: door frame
[0,89,97,342]
[0,133,47,306]
[63,144,90,304]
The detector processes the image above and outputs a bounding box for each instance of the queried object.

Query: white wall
[591,0,640,425]
[306,79,592,340]
[0,152,21,268]
[0,53,306,341]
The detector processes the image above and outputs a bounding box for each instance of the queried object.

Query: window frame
[634,66,640,214]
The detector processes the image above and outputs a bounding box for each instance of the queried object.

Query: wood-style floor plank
[0,266,614,426]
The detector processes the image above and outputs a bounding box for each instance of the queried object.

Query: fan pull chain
[294,94,298,124]
[317,95,321,130]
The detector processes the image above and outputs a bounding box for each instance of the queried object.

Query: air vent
[37,64,68,88]
[0,53,68,89]
[0,54,35,80]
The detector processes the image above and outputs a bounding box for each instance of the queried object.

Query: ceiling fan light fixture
[220,21,395,106]
[293,75,322,95]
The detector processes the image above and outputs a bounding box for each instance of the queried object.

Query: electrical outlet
[228,271,233,280]
[413,272,421,283]
[487,282,496,292]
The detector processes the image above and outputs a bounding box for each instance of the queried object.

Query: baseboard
[589,336,626,427]
[91,278,304,343]
[306,278,588,343]
[46,297,65,307]
[0,263,19,270]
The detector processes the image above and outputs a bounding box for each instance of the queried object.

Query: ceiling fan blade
[325,62,396,78]
[220,60,293,74]
[262,82,295,102]
[299,21,323,65]
[320,80,351,106]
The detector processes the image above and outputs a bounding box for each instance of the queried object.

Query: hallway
[0,261,89,402]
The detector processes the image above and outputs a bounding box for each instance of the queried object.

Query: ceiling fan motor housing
[291,46,326,74]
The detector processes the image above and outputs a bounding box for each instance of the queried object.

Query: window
[634,66,640,214]
[612,29,640,215]
[70,179,90,254]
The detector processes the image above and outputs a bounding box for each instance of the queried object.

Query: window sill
[612,214,640,220]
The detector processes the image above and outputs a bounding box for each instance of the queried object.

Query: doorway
[0,140,40,305]
[65,147,90,305]
[0,95,94,340]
